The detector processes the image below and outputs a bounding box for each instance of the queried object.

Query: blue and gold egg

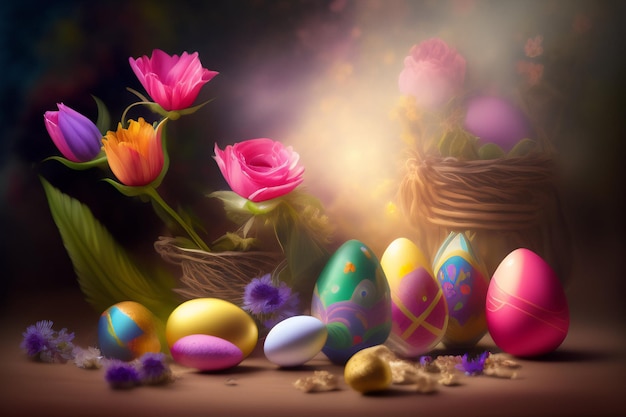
[432,232,489,349]
[98,301,162,361]
[311,239,392,364]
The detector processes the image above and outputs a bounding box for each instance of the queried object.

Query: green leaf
[208,191,254,224]
[211,232,258,251]
[102,178,151,198]
[40,177,178,322]
[126,87,152,104]
[44,154,108,170]
[170,98,215,118]
[508,138,538,157]
[478,143,505,160]
[270,192,331,298]
[92,95,111,134]
[124,88,214,121]
[438,129,480,159]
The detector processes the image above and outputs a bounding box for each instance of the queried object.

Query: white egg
[263,316,328,367]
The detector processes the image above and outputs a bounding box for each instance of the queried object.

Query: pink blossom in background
[214,138,305,202]
[398,38,467,109]
[573,13,592,34]
[516,60,544,87]
[129,49,219,111]
[524,35,544,58]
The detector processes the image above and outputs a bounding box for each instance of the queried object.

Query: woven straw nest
[397,150,570,277]
[399,152,556,231]
[154,236,283,305]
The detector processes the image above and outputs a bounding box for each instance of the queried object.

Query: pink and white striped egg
[486,248,569,357]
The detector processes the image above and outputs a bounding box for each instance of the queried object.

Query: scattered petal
[389,360,422,385]
[413,371,439,394]
[456,351,489,376]
[294,371,339,393]
[73,346,103,369]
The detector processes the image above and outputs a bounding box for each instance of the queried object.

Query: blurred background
[0,0,624,328]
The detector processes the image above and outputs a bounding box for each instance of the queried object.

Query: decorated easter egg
[264,315,328,367]
[432,232,489,349]
[166,298,258,360]
[464,95,530,151]
[344,345,392,394]
[170,334,244,371]
[98,301,162,361]
[380,238,448,358]
[311,239,392,364]
[486,248,569,357]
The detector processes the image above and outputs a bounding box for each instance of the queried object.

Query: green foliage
[92,95,111,134]
[43,154,108,170]
[40,177,179,322]
[438,129,480,160]
[477,143,505,159]
[208,190,332,295]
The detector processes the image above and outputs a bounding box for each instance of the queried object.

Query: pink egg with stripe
[486,248,569,357]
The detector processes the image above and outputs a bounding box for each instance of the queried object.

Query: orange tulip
[102,118,164,186]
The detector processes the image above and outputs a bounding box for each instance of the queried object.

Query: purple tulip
[44,103,103,162]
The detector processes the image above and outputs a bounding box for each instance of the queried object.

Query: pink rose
[398,38,466,109]
[129,49,218,111]
[214,138,305,202]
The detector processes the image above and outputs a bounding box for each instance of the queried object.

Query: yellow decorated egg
[166,298,258,359]
[380,237,448,358]
[98,301,162,361]
[432,232,489,349]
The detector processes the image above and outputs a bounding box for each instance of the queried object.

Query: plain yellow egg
[166,298,258,358]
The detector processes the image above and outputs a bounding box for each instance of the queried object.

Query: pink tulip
[398,38,466,109]
[129,49,218,111]
[214,138,305,202]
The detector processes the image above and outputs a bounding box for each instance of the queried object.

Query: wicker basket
[398,151,571,280]
[154,236,284,305]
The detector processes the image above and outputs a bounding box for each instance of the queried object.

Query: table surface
[0,230,624,417]
[1,280,625,417]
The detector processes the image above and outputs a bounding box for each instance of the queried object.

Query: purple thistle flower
[456,351,490,376]
[53,328,76,362]
[20,320,75,363]
[262,291,300,329]
[104,360,140,389]
[20,321,54,358]
[243,274,294,315]
[138,352,172,385]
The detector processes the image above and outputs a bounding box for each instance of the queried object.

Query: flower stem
[144,187,211,252]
